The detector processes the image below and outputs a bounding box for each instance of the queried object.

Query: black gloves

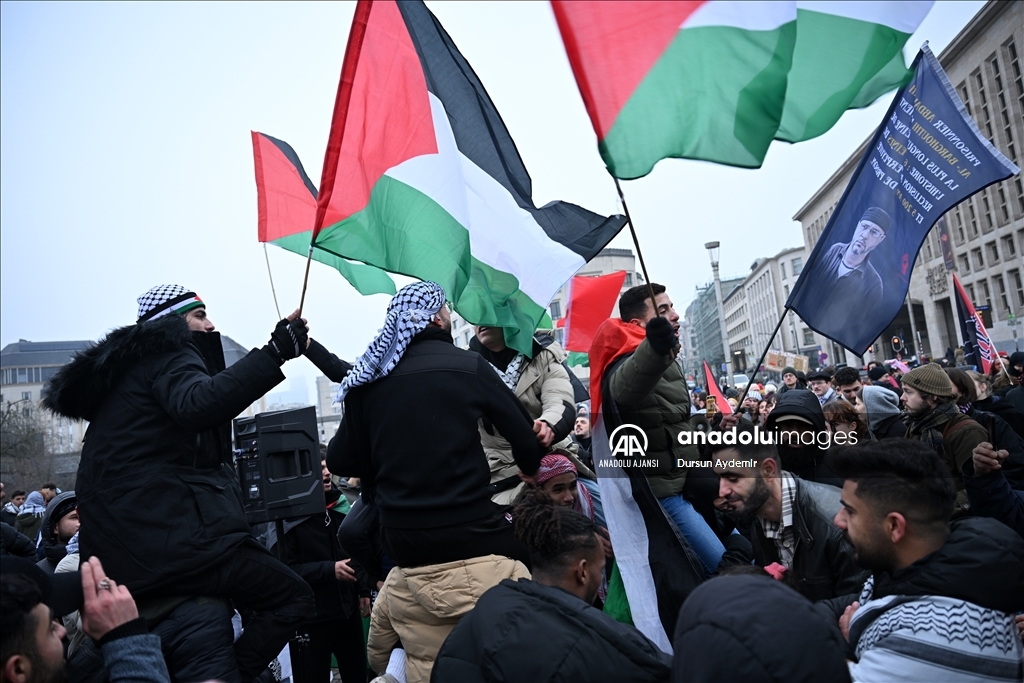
[646,315,678,356]
[265,318,308,363]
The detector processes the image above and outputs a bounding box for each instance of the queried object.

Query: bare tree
[0,399,71,490]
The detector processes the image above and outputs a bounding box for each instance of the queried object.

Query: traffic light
[891,336,902,352]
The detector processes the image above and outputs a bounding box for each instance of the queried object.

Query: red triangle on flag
[703,360,733,415]
[563,271,628,352]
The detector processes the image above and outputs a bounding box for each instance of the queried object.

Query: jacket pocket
[178,471,249,538]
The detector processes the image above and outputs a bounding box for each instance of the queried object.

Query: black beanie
[861,206,891,233]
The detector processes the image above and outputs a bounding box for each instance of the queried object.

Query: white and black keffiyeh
[137,284,205,323]
[336,281,446,402]
[489,352,527,391]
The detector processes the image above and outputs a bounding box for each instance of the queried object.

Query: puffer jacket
[41,315,286,597]
[367,554,529,683]
[608,340,698,498]
[475,336,577,503]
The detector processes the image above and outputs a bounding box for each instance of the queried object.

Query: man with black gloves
[591,283,726,576]
[42,284,314,683]
[328,281,545,568]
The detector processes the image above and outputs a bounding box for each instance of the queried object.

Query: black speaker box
[233,406,323,524]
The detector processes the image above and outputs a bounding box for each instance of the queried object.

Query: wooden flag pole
[263,244,283,320]
[297,244,315,317]
[613,178,658,307]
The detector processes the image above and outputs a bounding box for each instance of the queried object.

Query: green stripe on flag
[777,10,913,142]
[313,175,547,356]
[272,232,397,296]
[600,23,797,177]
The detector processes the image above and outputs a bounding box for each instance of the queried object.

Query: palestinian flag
[953,273,993,374]
[310,0,625,356]
[703,360,733,415]
[552,1,932,177]
[252,132,397,296]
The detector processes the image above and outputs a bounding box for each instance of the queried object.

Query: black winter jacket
[870,413,907,441]
[672,575,851,683]
[280,489,365,621]
[327,327,544,530]
[975,395,1024,440]
[0,522,37,559]
[750,477,868,601]
[432,579,671,682]
[42,315,285,597]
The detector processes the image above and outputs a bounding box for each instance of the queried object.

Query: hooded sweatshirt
[861,385,905,441]
[36,490,76,574]
[765,391,842,486]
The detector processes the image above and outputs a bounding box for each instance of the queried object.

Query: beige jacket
[367,555,530,683]
[482,340,579,503]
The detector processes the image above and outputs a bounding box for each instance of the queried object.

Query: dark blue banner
[787,45,1019,354]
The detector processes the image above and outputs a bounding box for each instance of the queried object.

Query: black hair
[1,574,43,668]
[833,367,861,388]
[944,367,977,404]
[514,489,599,574]
[11,491,26,499]
[827,438,955,531]
[705,422,779,464]
[41,483,56,491]
[618,283,666,323]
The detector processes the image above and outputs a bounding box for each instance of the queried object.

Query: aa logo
[609,424,648,458]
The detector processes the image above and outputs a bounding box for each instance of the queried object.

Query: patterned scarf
[907,401,960,460]
[490,352,527,391]
[336,281,446,402]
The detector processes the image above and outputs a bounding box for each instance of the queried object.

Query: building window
[966,283,976,303]
[997,184,1011,223]
[17,368,26,384]
[954,207,966,243]
[971,247,983,269]
[624,273,633,287]
[995,275,1010,317]
[780,262,787,279]
[981,280,992,311]
[21,391,31,401]
[1016,177,1024,216]
[784,284,790,298]
[1008,40,1023,113]
[974,68,994,142]
[968,201,979,237]
[981,191,995,231]
[987,241,1000,263]
[991,54,1017,164]
[792,258,803,275]
[549,301,562,320]
[958,81,971,116]
[959,254,970,273]
[1010,269,1024,309]
[802,329,815,345]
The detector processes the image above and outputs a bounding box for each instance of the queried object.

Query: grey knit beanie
[862,385,900,421]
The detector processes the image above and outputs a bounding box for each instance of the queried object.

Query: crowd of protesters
[2,280,1024,683]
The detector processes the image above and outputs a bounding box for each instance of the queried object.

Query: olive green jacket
[608,339,700,498]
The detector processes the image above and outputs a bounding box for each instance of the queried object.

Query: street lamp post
[705,241,733,382]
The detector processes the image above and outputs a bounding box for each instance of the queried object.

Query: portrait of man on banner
[816,206,891,303]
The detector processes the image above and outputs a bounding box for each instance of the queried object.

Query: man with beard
[35,493,78,574]
[711,425,865,601]
[899,364,986,513]
[829,439,1024,681]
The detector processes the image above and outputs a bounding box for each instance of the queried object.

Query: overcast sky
[1,1,984,398]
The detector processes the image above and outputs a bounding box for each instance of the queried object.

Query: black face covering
[190,330,226,376]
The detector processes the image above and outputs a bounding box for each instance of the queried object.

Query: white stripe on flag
[594,415,673,654]
[385,94,586,307]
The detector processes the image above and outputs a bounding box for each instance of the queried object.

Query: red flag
[952,273,993,374]
[703,360,733,415]
[562,271,628,352]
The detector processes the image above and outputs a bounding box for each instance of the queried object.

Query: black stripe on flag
[395,0,625,262]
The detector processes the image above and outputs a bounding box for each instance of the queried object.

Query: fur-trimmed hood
[42,316,194,421]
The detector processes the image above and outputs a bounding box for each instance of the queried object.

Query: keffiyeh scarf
[491,352,527,391]
[336,281,446,402]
